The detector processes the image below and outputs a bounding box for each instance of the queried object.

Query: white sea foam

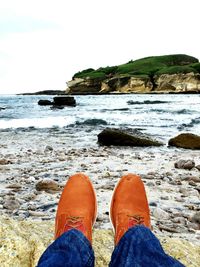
[0,116,75,129]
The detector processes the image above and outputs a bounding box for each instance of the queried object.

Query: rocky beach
[0,128,200,266]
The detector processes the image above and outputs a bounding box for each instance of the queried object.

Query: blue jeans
[37,226,185,267]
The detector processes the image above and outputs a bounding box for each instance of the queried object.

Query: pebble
[190,212,200,224]
[3,197,20,210]
[174,159,195,170]
[146,181,155,187]
[195,165,200,171]
[44,145,53,152]
[35,179,61,192]
[153,207,170,220]
[6,183,22,190]
[0,159,12,165]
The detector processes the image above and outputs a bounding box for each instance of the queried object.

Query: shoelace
[63,216,85,232]
[128,214,144,228]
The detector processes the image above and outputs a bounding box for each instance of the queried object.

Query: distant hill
[19,90,66,95]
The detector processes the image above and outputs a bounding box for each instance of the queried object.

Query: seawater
[0,94,200,144]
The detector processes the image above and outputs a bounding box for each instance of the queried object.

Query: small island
[67,54,200,94]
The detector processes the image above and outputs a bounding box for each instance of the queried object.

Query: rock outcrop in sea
[66,54,200,94]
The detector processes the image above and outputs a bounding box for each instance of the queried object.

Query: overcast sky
[0,0,199,94]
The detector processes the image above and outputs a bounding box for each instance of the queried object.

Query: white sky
[0,0,199,94]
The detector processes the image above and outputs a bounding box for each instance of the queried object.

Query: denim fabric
[109,225,185,267]
[38,227,185,267]
[37,229,94,267]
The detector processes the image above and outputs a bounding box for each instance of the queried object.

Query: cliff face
[67,72,200,94]
[67,77,103,94]
[155,73,200,92]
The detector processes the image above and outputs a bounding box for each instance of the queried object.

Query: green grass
[72,54,199,80]
[155,65,198,75]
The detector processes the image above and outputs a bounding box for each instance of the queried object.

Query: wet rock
[38,100,53,106]
[35,179,61,193]
[149,201,157,207]
[174,159,195,170]
[153,207,170,220]
[98,128,163,147]
[168,133,200,149]
[53,96,76,107]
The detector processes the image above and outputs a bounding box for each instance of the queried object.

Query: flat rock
[98,128,163,147]
[168,133,200,149]
[0,217,199,267]
[174,159,195,170]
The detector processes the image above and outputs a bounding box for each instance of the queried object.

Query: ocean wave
[100,108,129,112]
[177,117,200,130]
[127,100,169,105]
[150,108,195,115]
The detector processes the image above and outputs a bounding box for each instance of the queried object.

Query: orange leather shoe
[55,173,97,244]
[110,173,151,245]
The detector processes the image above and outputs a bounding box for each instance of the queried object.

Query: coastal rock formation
[67,78,103,94]
[169,133,200,149]
[98,128,163,147]
[67,73,200,94]
[66,54,200,94]
[0,217,199,267]
[100,76,153,93]
[155,73,200,92]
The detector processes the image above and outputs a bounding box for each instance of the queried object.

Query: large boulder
[0,216,199,267]
[98,128,163,147]
[169,133,200,149]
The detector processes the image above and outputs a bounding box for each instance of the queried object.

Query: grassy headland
[73,54,200,80]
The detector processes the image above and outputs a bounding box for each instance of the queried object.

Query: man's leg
[37,173,97,267]
[109,174,185,267]
[109,225,185,267]
[38,229,94,267]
